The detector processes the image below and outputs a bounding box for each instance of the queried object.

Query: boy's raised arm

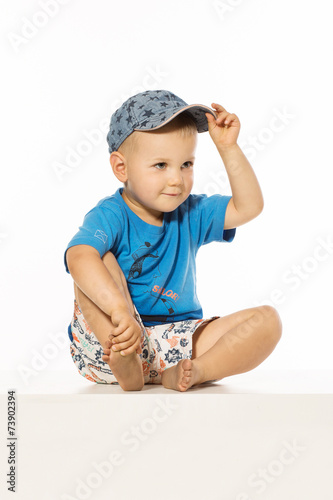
[206,103,264,229]
[217,143,264,229]
[66,245,131,318]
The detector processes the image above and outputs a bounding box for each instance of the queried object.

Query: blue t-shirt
[64,188,236,326]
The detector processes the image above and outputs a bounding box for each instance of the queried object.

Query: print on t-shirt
[128,241,179,315]
[128,242,158,279]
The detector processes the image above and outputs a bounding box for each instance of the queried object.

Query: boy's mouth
[162,192,181,197]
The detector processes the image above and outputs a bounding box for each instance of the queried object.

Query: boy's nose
[167,169,183,186]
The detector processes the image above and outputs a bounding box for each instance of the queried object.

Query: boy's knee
[258,305,282,342]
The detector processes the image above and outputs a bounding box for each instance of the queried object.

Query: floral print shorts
[68,300,219,385]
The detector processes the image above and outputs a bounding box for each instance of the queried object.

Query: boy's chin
[161,197,188,212]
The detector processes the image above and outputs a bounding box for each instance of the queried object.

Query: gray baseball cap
[106,89,217,153]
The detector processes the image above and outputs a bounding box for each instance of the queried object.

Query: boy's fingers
[118,344,138,356]
[224,113,238,124]
[110,326,135,343]
[113,321,127,334]
[110,322,132,337]
[121,336,142,356]
[109,325,119,336]
[111,330,135,344]
[206,112,215,121]
[216,111,230,124]
[112,322,142,340]
[212,103,229,115]
[111,335,137,352]
[111,334,141,353]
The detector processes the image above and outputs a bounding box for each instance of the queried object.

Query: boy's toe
[182,359,192,369]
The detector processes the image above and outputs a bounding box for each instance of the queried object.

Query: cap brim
[134,104,217,133]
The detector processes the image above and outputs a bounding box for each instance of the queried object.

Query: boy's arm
[217,143,264,229]
[66,245,131,318]
[206,104,264,229]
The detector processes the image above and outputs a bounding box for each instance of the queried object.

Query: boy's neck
[121,189,164,227]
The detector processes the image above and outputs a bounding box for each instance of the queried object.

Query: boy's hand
[206,103,240,149]
[108,310,143,356]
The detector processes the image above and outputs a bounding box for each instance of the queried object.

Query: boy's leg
[161,305,282,392]
[73,251,144,391]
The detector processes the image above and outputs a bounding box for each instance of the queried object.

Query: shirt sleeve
[64,205,121,273]
[189,193,236,248]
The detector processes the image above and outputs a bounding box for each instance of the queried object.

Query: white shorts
[68,300,220,385]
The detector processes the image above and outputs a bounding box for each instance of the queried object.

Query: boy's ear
[110,152,128,182]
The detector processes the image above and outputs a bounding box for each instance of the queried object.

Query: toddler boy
[64,89,282,392]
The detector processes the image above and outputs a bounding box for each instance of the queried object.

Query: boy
[64,89,282,392]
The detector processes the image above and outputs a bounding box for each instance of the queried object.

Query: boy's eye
[153,161,193,170]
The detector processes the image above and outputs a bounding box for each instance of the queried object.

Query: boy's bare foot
[161,358,204,392]
[102,338,144,391]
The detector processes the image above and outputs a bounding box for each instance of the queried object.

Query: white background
[1,0,332,374]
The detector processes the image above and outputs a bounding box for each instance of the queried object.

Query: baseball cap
[106,89,217,153]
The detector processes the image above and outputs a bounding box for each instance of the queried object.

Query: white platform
[1,370,332,500]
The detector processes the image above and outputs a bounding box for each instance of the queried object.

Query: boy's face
[119,128,198,223]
